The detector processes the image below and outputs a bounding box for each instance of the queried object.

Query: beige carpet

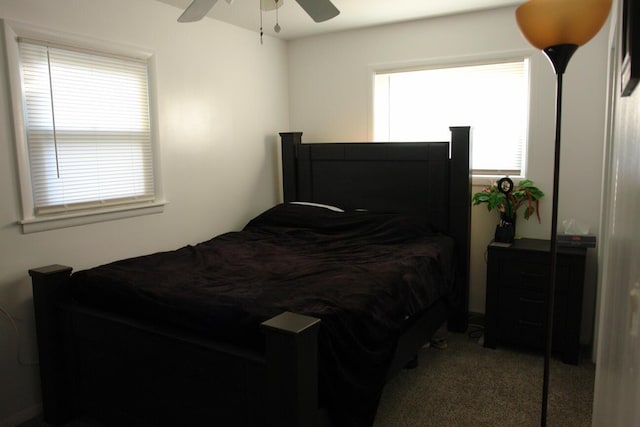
[374,331,595,427]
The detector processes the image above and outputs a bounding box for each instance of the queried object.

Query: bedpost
[448,126,471,332]
[261,311,321,427]
[280,132,303,203]
[28,264,73,426]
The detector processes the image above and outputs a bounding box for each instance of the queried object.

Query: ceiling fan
[177,0,340,24]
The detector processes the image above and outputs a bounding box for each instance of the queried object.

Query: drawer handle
[519,297,544,305]
[519,320,543,328]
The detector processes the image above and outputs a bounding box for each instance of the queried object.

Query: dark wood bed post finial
[279,132,303,203]
[29,264,73,426]
[261,311,321,427]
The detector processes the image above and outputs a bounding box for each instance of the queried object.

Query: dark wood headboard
[279,126,471,331]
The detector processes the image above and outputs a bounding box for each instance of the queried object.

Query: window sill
[472,174,525,187]
[19,200,167,234]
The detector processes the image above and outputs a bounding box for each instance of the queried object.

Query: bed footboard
[30,265,322,427]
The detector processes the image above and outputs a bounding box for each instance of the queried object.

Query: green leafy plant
[472,178,544,223]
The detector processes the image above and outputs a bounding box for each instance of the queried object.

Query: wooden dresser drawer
[491,250,574,293]
[496,288,566,350]
[499,256,549,290]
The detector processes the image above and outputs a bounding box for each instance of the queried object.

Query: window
[4,21,163,232]
[374,59,530,178]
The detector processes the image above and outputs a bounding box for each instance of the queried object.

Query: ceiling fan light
[261,0,284,12]
[515,0,612,49]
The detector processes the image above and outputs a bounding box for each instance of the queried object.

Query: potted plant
[472,177,544,243]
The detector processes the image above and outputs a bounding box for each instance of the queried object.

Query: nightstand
[483,238,587,364]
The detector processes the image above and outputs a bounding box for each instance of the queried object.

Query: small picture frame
[621,0,639,96]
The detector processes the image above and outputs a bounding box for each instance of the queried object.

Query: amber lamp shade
[516,0,612,50]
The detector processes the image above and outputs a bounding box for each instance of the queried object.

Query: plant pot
[494,217,516,243]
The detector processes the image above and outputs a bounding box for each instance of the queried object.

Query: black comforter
[70,203,456,426]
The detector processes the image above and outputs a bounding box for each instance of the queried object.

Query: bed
[29,126,471,427]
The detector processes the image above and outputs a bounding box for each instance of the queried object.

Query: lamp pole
[539,43,577,427]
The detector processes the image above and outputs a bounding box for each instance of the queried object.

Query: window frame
[369,52,533,184]
[3,20,165,233]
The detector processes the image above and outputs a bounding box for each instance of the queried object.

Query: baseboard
[1,404,42,427]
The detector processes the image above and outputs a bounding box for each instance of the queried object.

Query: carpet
[373,330,594,427]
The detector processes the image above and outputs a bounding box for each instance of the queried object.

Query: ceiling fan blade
[177,0,218,22]
[294,0,340,23]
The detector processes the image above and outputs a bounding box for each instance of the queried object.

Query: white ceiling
[156,0,522,40]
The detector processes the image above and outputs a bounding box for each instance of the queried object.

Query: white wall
[287,6,611,343]
[0,0,288,424]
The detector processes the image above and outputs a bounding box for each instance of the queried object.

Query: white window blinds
[374,60,529,176]
[18,39,154,214]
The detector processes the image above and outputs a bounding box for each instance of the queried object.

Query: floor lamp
[514,1,612,426]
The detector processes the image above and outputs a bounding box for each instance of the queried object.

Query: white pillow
[289,201,344,212]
